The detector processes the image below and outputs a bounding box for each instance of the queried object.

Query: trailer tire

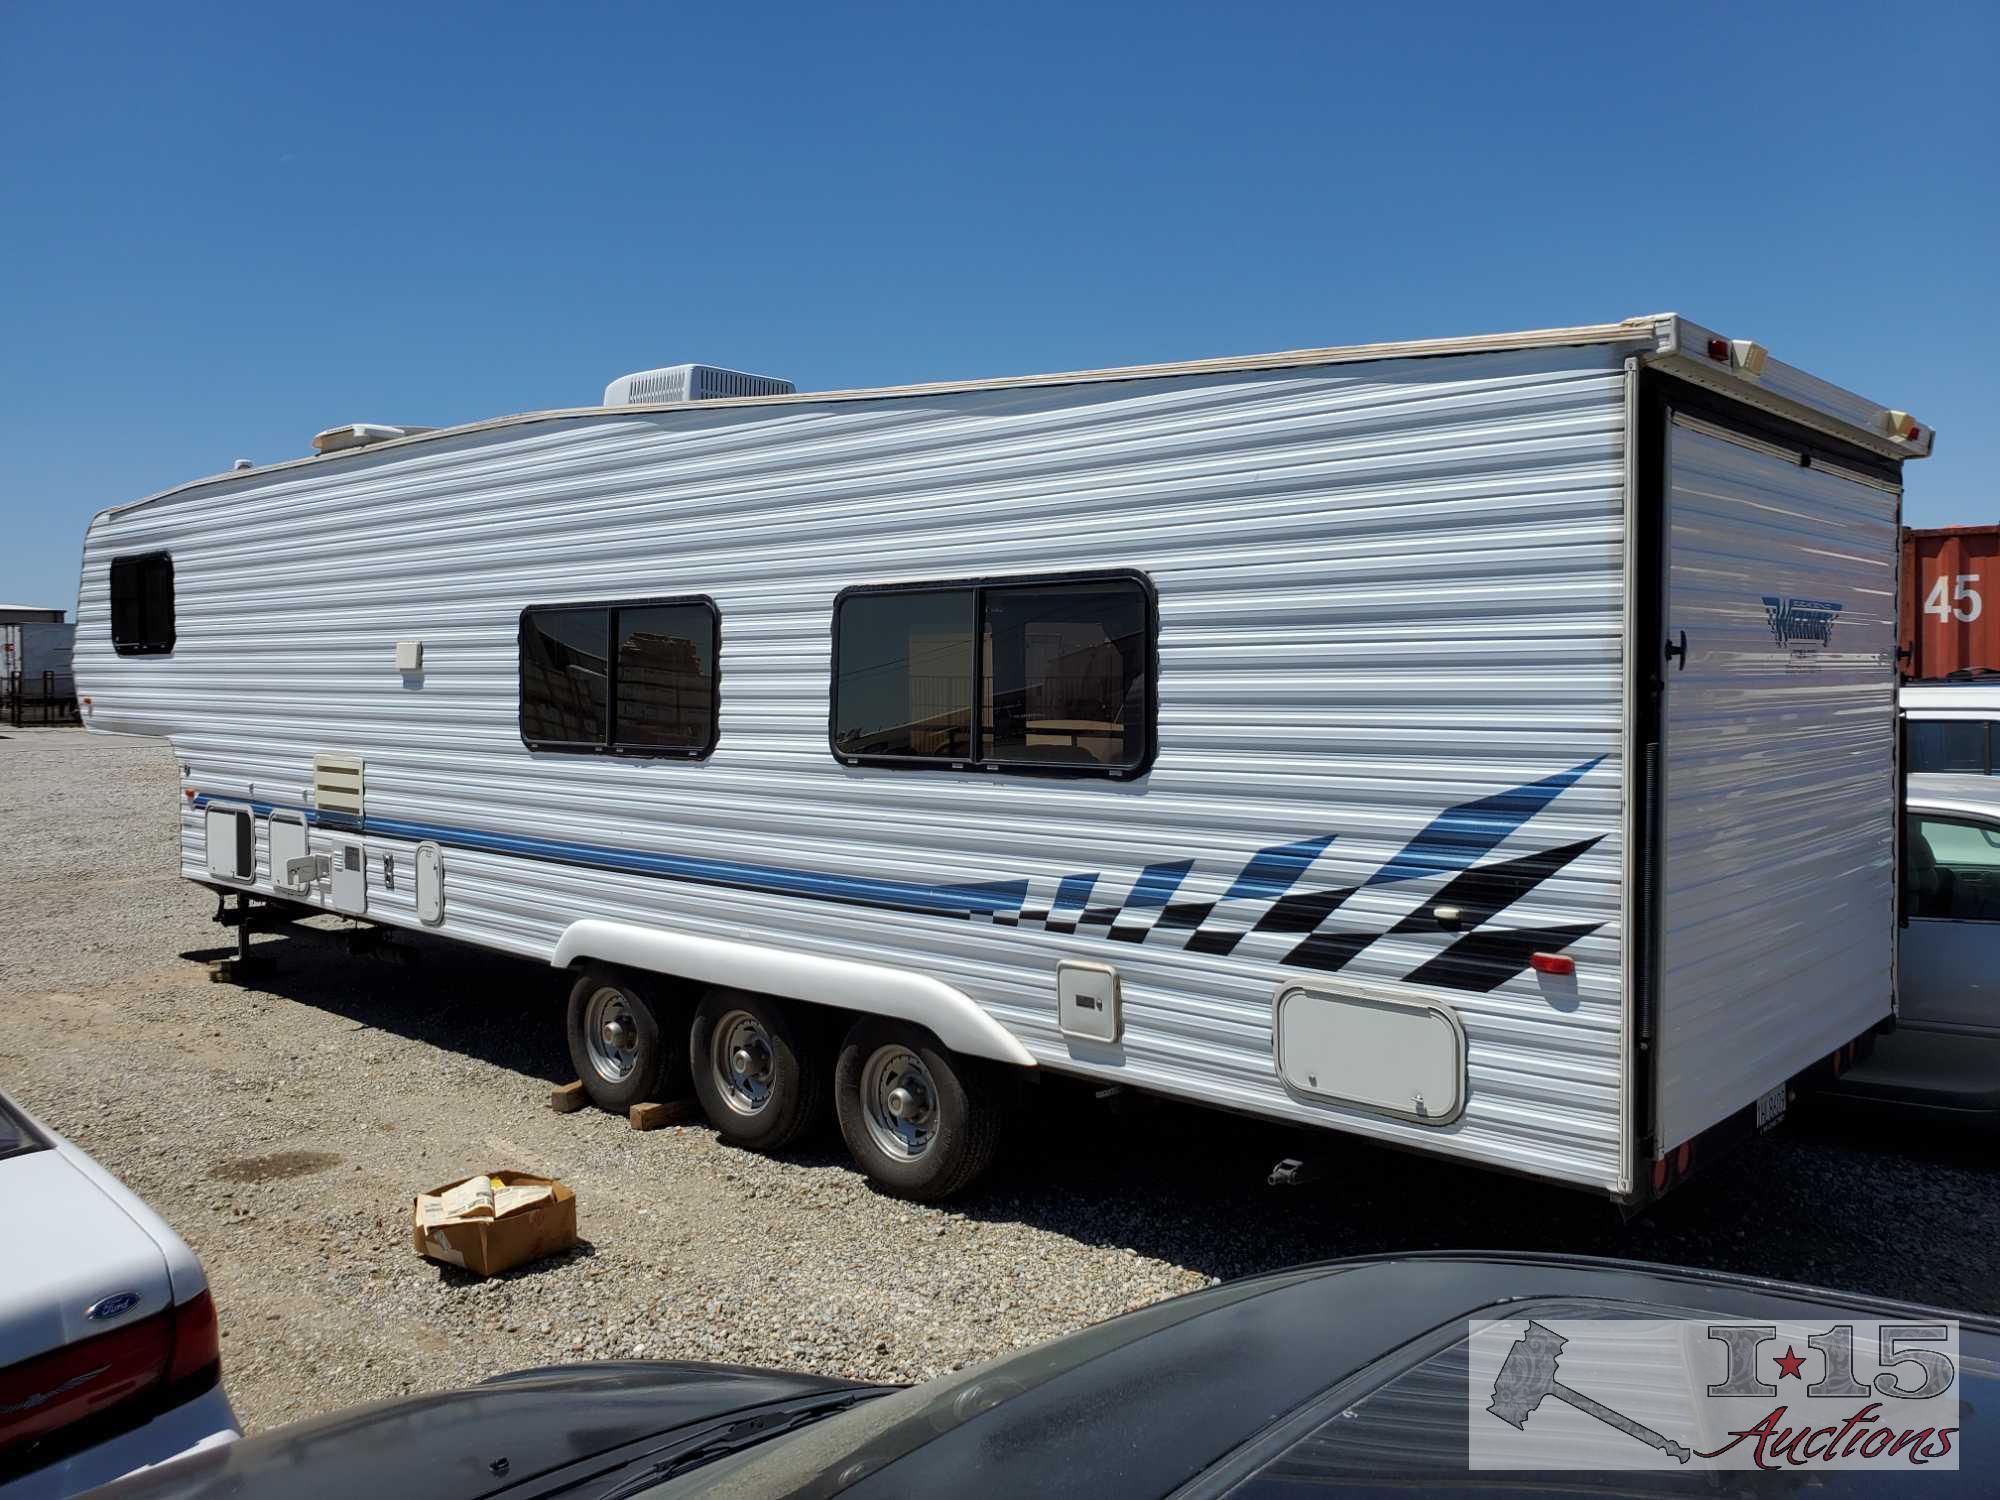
[689,990,826,1153]
[566,966,689,1113]
[834,1020,1005,1202]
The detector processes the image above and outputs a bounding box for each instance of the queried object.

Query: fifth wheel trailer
[72,315,1930,1205]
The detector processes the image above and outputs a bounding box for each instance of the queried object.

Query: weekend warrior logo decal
[1762,596,1844,648]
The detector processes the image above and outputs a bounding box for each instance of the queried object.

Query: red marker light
[1706,337,1730,361]
[1529,952,1575,976]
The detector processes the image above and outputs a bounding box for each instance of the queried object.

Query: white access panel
[331,841,367,915]
[1654,414,1900,1150]
[414,842,444,926]
[1056,960,1121,1043]
[268,813,310,894]
[205,805,252,882]
[1274,985,1466,1124]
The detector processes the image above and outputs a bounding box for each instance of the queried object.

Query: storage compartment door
[415,842,445,926]
[1654,411,1900,1150]
[205,805,254,883]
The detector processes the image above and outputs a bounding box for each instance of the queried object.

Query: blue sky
[2,3,1992,612]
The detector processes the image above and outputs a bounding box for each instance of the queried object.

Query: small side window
[109,552,175,656]
[520,597,718,758]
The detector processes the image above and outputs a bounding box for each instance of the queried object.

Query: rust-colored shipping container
[1901,524,2000,678]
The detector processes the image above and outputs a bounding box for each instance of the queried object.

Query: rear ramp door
[1655,408,1900,1151]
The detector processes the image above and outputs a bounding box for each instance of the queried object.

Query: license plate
[1755,1083,1788,1133]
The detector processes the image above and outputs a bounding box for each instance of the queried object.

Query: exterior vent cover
[312,753,365,817]
[602,365,795,407]
[311,424,435,455]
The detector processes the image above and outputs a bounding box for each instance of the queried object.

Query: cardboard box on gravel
[412,1171,577,1277]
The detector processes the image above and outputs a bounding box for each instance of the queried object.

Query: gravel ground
[3,726,1997,1435]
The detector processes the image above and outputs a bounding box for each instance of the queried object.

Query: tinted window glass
[1908,719,1990,774]
[1908,813,2000,923]
[616,603,716,751]
[521,608,610,746]
[0,1098,29,1157]
[109,553,175,655]
[983,581,1147,768]
[833,590,975,759]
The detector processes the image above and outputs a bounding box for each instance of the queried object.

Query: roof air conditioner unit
[602,364,795,407]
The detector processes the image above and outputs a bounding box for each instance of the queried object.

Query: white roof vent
[602,364,795,407]
[312,423,434,455]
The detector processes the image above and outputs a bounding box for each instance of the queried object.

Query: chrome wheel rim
[711,1010,776,1116]
[584,986,640,1084]
[861,1046,938,1161]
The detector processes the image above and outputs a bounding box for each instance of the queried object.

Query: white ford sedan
[0,1091,237,1498]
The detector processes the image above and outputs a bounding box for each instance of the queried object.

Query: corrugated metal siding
[1901,525,2000,680]
[1656,416,1900,1150]
[77,346,1632,1190]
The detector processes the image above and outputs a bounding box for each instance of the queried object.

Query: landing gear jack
[209,891,274,984]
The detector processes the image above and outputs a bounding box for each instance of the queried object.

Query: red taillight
[0,1293,218,1460]
[0,1310,171,1458]
[1528,952,1575,976]
[1706,337,1730,361]
[167,1291,220,1384]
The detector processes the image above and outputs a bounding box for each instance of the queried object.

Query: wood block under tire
[629,1099,698,1130]
[549,1081,589,1114]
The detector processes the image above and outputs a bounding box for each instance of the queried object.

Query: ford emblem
[86,1291,143,1322]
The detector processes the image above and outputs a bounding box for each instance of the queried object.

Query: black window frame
[518,594,721,760]
[828,568,1158,780]
[109,551,176,656]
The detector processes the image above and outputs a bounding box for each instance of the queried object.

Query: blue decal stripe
[196,796,1031,919]
[1363,758,1602,888]
[1123,860,1194,910]
[1222,834,1336,902]
[1051,874,1097,912]
[193,755,1601,1002]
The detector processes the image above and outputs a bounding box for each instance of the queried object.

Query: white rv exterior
[73,314,1928,1203]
